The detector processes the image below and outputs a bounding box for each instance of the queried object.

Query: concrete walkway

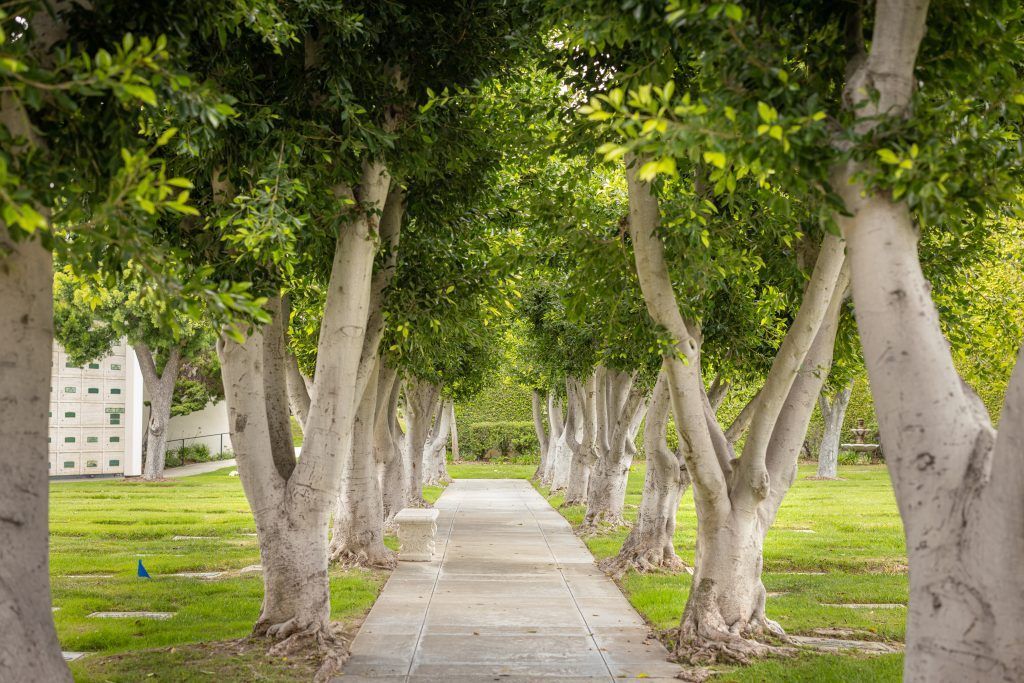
[337,479,682,682]
[163,458,237,478]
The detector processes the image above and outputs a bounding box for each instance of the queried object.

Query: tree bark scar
[235,414,248,433]
[915,451,935,471]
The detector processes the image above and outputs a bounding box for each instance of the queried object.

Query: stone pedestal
[394,508,440,562]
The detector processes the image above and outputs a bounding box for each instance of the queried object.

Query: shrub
[456,380,533,425]
[164,442,212,468]
[460,421,538,461]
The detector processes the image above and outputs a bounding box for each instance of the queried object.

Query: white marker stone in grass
[821,603,906,609]
[791,635,902,654]
[66,574,114,578]
[240,564,262,574]
[172,535,214,540]
[87,611,175,620]
[170,572,223,580]
[62,652,88,662]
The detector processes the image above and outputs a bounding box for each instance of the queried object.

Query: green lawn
[540,463,907,681]
[52,470,385,681]
[50,459,899,681]
[51,460,525,680]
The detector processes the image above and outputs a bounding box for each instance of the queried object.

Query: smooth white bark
[449,402,460,463]
[835,3,1024,677]
[605,370,689,577]
[0,236,70,682]
[136,343,183,480]
[583,368,646,529]
[422,396,452,487]
[219,159,390,657]
[531,389,550,480]
[403,377,438,506]
[627,153,847,661]
[563,374,596,507]
[379,371,406,527]
[329,359,394,568]
[541,391,564,486]
[816,383,852,479]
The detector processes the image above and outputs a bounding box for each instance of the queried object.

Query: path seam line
[517,480,616,682]
[404,491,461,682]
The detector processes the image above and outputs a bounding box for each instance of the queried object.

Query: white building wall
[165,400,232,456]
[49,339,143,477]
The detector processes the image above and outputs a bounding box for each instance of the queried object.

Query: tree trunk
[604,369,689,578]
[284,349,311,431]
[624,398,647,461]
[449,402,460,463]
[816,383,852,479]
[627,152,847,663]
[218,158,390,674]
[707,374,730,412]
[835,3,1024,679]
[219,318,333,652]
[0,236,71,681]
[403,378,438,506]
[422,397,452,487]
[135,343,182,480]
[329,360,395,568]
[583,368,645,529]
[541,391,564,486]
[562,374,595,507]
[380,373,407,527]
[531,389,550,480]
[281,295,311,431]
[0,21,75,677]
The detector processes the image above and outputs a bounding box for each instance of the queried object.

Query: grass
[53,460,526,680]
[51,470,385,681]
[52,458,899,680]
[540,462,908,680]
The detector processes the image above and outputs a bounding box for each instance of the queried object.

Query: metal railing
[166,432,232,458]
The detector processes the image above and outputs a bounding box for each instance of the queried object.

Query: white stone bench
[394,508,440,562]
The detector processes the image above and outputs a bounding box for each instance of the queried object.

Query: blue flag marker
[137,560,151,579]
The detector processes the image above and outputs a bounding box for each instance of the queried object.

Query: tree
[815,381,852,479]
[828,2,1024,678]
[0,2,265,676]
[604,367,689,577]
[209,6,537,672]
[53,268,214,479]
[568,0,1024,673]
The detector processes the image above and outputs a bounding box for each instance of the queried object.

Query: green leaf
[703,151,726,169]
[156,128,178,146]
[122,84,157,106]
[724,4,743,21]
[876,149,900,165]
[757,101,777,123]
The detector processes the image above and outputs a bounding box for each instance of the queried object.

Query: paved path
[163,458,237,478]
[337,479,682,682]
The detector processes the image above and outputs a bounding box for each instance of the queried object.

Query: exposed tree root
[675,621,795,666]
[254,616,349,683]
[674,580,795,666]
[600,545,687,579]
[328,543,397,570]
[579,515,630,537]
[406,496,433,508]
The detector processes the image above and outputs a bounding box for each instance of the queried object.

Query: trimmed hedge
[455,380,533,426]
[460,421,539,461]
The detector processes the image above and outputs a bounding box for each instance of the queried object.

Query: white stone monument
[394,508,440,562]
